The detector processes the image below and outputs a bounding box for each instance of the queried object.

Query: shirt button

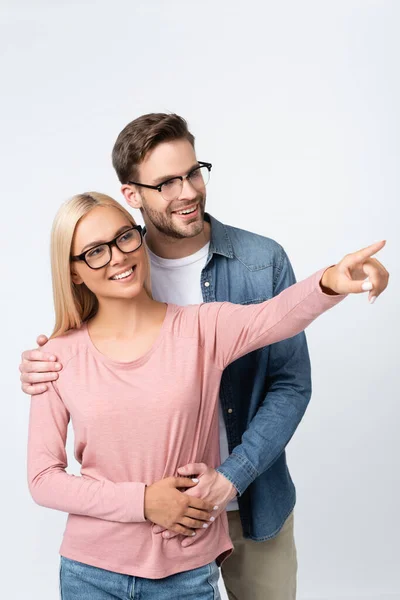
[204,281,210,287]
[228,408,233,414]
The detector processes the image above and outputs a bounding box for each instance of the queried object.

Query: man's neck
[145,220,211,259]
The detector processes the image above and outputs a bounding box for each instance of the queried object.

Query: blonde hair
[50,192,151,338]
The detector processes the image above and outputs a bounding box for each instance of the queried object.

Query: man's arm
[161,247,311,544]
[216,246,311,494]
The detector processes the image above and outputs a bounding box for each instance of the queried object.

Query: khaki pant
[221,511,297,600]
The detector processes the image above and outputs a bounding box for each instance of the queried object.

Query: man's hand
[144,476,216,537]
[19,335,62,395]
[154,463,237,547]
[321,240,389,302]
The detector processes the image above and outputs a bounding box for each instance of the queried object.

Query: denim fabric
[60,557,221,600]
[204,214,312,540]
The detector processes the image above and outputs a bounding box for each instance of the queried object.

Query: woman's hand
[321,241,389,302]
[144,477,216,537]
[154,462,237,546]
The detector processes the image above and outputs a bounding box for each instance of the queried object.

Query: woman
[28,192,388,599]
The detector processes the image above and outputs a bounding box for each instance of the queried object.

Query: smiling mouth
[173,204,198,216]
[109,266,136,281]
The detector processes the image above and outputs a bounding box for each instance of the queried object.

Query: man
[20,113,311,600]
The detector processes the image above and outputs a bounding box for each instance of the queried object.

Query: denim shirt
[203,214,312,541]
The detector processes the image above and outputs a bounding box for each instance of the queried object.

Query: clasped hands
[144,463,237,548]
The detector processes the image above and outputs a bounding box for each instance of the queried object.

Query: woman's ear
[71,268,83,285]
[121,184,143,210]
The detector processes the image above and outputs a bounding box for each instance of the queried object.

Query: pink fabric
[28,269,344,578]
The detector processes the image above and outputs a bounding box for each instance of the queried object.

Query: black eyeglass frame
[70,225,144,270]
[128,161,212,193]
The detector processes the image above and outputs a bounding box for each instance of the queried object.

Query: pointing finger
[349,240,386,264]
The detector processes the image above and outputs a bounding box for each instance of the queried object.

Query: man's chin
[174,218,204,238]
[172,206,205,233]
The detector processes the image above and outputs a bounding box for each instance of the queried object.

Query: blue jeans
[60,557,221,600]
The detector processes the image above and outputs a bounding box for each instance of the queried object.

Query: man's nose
[178,177,198,201]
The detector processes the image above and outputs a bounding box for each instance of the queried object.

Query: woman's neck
[88,292,165,340]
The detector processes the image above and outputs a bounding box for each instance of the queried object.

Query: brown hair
[112,113,195,184]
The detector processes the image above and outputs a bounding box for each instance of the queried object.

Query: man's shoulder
[224,221,283,252]
[211,215,286,269]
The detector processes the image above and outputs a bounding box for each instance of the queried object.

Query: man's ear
[121,185,143,210]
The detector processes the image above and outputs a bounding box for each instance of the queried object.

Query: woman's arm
[28,383,146,523]
[27,383,214,532]
[205,241,388,370]
[207,268,344,370]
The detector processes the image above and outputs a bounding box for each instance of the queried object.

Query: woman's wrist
[320,266,339,295]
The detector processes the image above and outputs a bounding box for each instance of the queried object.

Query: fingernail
[191,478,199,483]
[191,532,196,536]
[213,505,219,511]
[164,532,169,538]
[369,296,377,304]
[203,524,209,529]
[362,282,373,291]
[50,355,57,361]
[209,516,215,522]
[55,363,62,370]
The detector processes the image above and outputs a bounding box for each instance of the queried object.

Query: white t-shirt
[147,241,239,511]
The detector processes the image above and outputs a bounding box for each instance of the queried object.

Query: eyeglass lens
[160,165,210,201]
[85,229,142,268]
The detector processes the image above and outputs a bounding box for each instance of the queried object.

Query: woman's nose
[109,244,127,265]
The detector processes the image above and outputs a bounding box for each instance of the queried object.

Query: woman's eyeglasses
[71,225,143,270]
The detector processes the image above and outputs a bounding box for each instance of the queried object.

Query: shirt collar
[205,213,234,259]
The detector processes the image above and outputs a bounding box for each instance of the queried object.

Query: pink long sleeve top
[28,270,344,579]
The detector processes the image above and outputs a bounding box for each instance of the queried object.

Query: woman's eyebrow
[80,225,132,253]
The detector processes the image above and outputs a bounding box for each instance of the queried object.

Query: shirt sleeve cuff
[317,267,347,302]
[119,482,147,522]
[216,453,258,497]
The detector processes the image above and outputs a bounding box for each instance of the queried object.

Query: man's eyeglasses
[71,226,143,270]
[128,161,212,202]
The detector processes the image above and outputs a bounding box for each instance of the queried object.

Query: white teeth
[177,207,196,215]
[111,268,133,280]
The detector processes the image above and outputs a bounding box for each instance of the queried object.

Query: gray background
[1,1,399,599]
